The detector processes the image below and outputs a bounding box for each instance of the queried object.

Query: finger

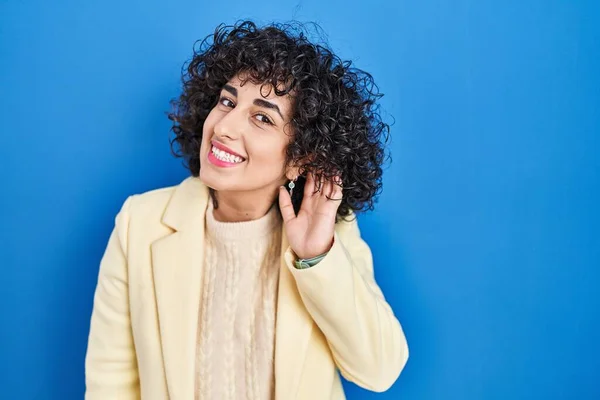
[325,174,338,197]
[303,172,313,198]
[323,175,341,202]
[324,176,334,199]
[334,175,343,189]
[332,175,343,199]
[318,173,325,196]
[319,179,340,216]
[278,185,296,223]
[305,171,319,198]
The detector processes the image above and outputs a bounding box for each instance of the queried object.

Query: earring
[288,176,297,197]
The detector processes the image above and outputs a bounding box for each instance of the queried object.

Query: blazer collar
[151,176,313,399]
[161,174,209,232]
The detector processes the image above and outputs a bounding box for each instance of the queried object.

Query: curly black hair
[168,19,391,222]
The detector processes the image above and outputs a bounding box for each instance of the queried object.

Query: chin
[198,168,214,186]
[199,169,229,192]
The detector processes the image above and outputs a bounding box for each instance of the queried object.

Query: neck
[210,187,280,222]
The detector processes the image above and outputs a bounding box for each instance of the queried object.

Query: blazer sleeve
[85,195,141,400]
[286,213,409,392]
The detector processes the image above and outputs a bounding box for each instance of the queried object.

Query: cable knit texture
[195,199,282,400]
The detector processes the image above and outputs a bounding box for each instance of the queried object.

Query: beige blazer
[85,176,409,399]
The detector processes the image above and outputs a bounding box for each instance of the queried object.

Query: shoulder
[335,209,362,237]
[128,184,177,215]
[114,178,190,234]
[109,178,199,257]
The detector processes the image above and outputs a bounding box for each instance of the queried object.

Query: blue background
[1,0,599,399]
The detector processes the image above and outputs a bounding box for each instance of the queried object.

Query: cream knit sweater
[194,198,283,400]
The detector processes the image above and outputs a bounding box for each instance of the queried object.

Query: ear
[284,157,302,181]
[285,165,300,181]
[285,153,315,180]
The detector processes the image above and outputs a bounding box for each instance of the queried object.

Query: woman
[85,20,409,400]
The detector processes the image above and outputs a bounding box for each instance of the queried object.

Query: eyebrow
[222,84,284,120]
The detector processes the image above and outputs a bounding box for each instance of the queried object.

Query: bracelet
[294,252,328,269]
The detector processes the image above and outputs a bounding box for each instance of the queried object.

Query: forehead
[225,73,295,105]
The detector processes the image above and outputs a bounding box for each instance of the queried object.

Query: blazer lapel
[150,176,314,399]
[151,176,209,400]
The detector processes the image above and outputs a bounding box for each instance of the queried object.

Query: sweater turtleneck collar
[205,197,282,242]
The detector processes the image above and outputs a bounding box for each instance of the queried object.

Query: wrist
[294,236,334,260]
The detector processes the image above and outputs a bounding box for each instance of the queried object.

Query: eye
[218,96,274,126]
[255,113,273,126]
[219,96,234,108]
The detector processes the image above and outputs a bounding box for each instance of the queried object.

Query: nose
[213,105,245,141]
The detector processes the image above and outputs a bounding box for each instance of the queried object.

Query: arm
[286,214,409,392]
[85,195,141,400]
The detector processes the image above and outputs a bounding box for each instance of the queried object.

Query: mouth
[207,144,246,167]
[210,140,246,159]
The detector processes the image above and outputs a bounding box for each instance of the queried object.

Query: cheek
[248,141,288,169]
[203,109,217,135]
[201,110,219,145]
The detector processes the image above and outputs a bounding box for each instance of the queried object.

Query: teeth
[211,146,243,163]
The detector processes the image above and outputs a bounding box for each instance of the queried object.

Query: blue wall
[1,1,598,399]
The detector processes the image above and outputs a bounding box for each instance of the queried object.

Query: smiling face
[199,73,297,201]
